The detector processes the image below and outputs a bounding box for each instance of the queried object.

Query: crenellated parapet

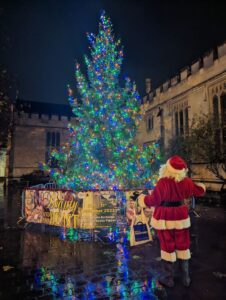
[14,112,78,129]
[14,99,77,128]
[143,40,226,108]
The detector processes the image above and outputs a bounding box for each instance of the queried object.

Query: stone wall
[138,41,226,191]
[10,112,77,178]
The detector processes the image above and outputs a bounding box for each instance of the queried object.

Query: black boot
[181,260,191,287]
[158,260,174,288]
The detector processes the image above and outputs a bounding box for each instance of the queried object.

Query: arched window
[174,105,189,137]
[56,132,60,147]
[179,110,184,135]
[221,93,226,145]
[46,132,51,147]
[160,109,165,148]
[148,118,151,130]
[51,132,55,147]
[184,107,189,135]
[175,112,179,136]
[213,95,219,124]
[146,115,154,131]
[220,93,226,126]
[45,131,61,164]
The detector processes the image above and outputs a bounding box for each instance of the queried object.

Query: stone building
[136,41,226,191]
[6,99,76,181]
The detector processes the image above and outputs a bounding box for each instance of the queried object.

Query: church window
[213,95,219,124]
[175,112,179,136]
[221,93,226,144]
[184,107,189,135]
[146,115,154,131]
[51,132,56,147]
[174,105,189,137]
[179,110,184,135]
[56,132,60,147]
[221,93,226,126]
[45,131,60,166]
[159,109,165,148]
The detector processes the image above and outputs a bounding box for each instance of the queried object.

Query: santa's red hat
[166,155,187,174]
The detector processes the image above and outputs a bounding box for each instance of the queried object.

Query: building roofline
[15,99,74,117]
[143,39,226,102]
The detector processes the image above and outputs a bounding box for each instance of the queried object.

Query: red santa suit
[139,155,205,263]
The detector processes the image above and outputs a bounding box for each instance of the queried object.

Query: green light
[41,11,161,190]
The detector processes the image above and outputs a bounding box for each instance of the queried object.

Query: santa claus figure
[138,155,205,287]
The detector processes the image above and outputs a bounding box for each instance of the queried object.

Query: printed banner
[24,188,148,230]
[25,189,87,228]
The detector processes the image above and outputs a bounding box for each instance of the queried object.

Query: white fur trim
[138,194,147,208]
[161,250,176,262]
[159,164,187,182]
[176,249,191,260]
[151,217,190,230]
[195,182,206,192]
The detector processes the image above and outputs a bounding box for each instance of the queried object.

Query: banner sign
[25,189,85,228]
[94,191,118,228]
[24,188,144,230]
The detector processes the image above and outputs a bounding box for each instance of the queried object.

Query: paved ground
[0,186,226,299]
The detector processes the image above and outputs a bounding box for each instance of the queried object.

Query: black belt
[161,201,184,207]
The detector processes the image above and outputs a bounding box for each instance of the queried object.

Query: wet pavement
[0,183,226,299]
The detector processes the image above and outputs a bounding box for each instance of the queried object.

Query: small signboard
[94,191,118,228]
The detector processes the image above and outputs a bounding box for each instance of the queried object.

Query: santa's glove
[138,193,147,208]
[195,182,206,192]
[141,189,149,195]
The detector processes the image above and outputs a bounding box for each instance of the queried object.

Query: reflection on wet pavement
[1,228,165,299]
[0,187,165,299]
[1,187,226,299]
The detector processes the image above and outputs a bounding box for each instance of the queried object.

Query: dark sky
[1,0,226,104]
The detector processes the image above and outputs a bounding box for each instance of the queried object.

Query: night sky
[1,0,226,104]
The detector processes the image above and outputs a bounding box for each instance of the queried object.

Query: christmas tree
[42,11,160,190]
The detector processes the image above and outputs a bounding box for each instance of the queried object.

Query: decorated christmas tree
[42,11,161,190]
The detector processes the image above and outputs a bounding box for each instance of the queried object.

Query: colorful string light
[41,11,161,191]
